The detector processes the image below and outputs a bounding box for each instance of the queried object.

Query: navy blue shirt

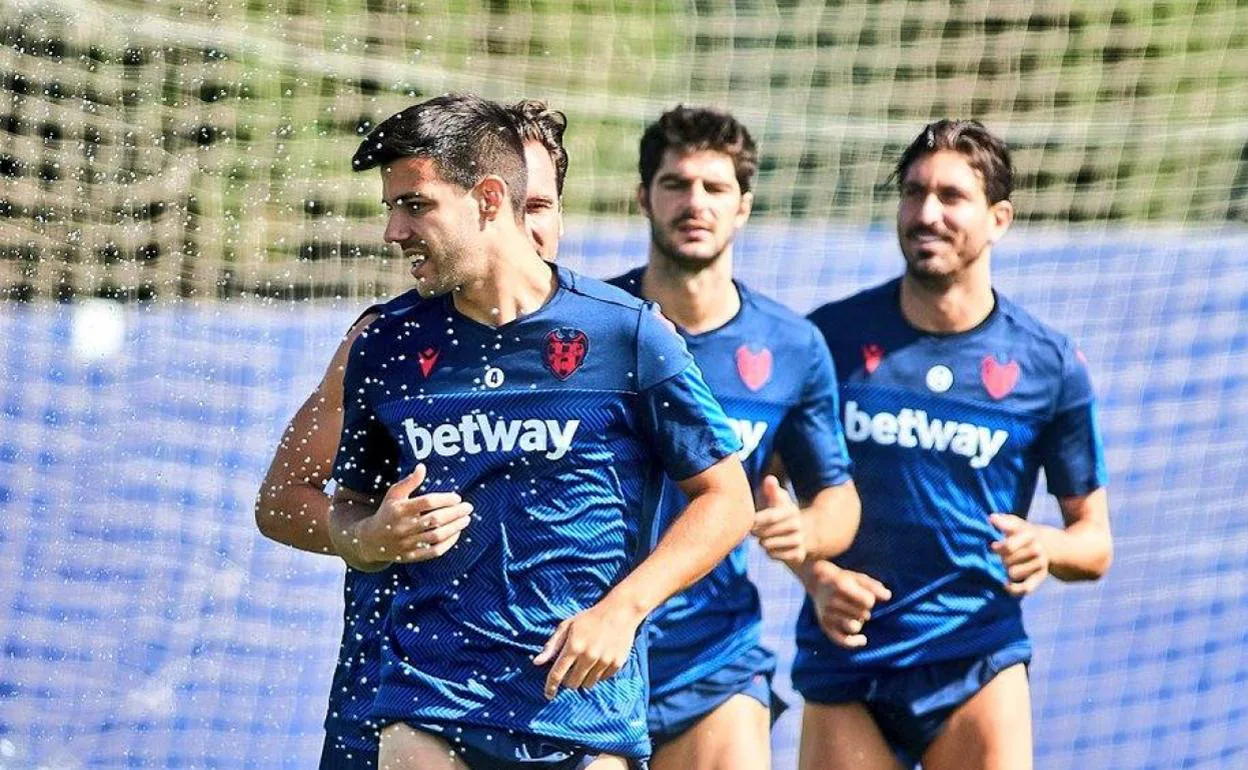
[332,265,740,758]
[322,289,421,763]
[610,268,853,697]
[794,278,1106,688]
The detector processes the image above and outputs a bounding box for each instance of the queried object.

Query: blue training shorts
[407,722,649,770]
[800,643,1032,768]
[649,645,788,749]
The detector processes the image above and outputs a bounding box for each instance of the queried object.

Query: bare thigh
[922,663,1033,770]
[651,693,771,770]
[378,722,470,770]
[583,756,631,769]
[798,701,905,770]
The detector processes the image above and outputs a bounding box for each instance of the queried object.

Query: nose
[686,181,712,215]
[917,193,943,226]
[383,209,410,245]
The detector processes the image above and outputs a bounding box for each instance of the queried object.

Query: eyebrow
[382,192,428,207]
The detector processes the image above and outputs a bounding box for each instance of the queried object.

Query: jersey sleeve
[332,336,402,497]
[635,304,742,481]
[776,323,854,501]
[1036,341,1107,498]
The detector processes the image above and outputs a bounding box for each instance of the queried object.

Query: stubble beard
[650,218,728,274]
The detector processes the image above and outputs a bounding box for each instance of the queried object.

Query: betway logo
[727,418,768,460]
[844,401,1008,469]
[402,415,580,461]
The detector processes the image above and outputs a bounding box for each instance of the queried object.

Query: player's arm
[329,466,473,573]
[535,453,753,699]
[325,327,473,573]
[990,487,1112,595]
[991,342,1112,595]
[253,314,376,554]
[755,325,861,565]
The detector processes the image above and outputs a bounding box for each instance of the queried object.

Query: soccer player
[795,120,1113,770]
[253,99,569,769]
[329,94,755,770]
[608,106,861,770]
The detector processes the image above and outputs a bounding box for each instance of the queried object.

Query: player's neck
[899,259,995,334]
[641,250,741,334]
[452,237,557,327]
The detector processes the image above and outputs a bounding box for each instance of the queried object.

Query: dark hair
[638,105,759,193]
[507,99,569,196]
[352,93,528,217]
[893,119,1014,204]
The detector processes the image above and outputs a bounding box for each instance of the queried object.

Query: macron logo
[844,400,1008,469]
[727,418,768,460]
[403,415,580,461]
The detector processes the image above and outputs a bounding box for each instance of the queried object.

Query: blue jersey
[609,268,853,697]
[794,278,1106,684]
[332,265,740,759]
[323,289,422,761]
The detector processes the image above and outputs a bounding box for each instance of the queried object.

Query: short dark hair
[893,119,1014,204]
[508,99,569,196]
[638,105,759,193]
[352,93,528,217]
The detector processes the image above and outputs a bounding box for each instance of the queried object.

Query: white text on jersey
[843,401,1007,469]
[727,418,768,460]
[403,415,580,461]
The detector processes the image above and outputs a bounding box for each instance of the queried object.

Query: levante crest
[544,327,589,380]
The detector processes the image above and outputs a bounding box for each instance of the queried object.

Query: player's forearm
[800,482,861,560]
[328,494,391,573]
[605,483,753,620]
[1039,519,1113,581]
[254,478,337,555]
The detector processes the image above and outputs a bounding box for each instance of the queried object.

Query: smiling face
[639,148,752,271]
[523,139,562,261]
[896,149,1014,287]
[380,156,483,298]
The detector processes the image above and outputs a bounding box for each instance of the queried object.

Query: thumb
[385,463,427,502]
[811,559,839,582]
[989,513,1022,535]
[762,475,790,508]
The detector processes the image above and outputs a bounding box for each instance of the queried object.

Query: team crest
[544,328,589,380]
[981,355,1020,399]
[735,345,773,392]
[862,344,884,375]
[418,346,440,377]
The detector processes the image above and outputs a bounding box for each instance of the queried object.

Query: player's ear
[636,183,652,218]
[474,176,508,222]
[988,198,1014,243]
[736,190,754,225]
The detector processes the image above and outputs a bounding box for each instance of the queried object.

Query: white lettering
[843,401,1009,469]
[727,418,769,460]
[401,415,581,461]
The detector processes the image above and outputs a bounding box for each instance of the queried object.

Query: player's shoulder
[603,266,646,299]
[736,281,824,350]
[993,290,1081,364]
[559,265,650,315]
[350,288,424,331]
[807,278,898,328]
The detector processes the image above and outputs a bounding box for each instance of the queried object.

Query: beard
[649,218,729,273]
[900,228,985,290]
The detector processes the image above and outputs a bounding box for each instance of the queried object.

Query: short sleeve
[776,324,854,501]
[635,302,694,389]
[633,306,741,481]
[332,336,402,497]
[1037,341,1107,497]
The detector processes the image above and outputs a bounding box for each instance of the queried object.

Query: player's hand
[532,596,644,700]
[989,513,1049,597]
[807,560,891,649]
[356,464,474,564]
[752,475,806,568]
